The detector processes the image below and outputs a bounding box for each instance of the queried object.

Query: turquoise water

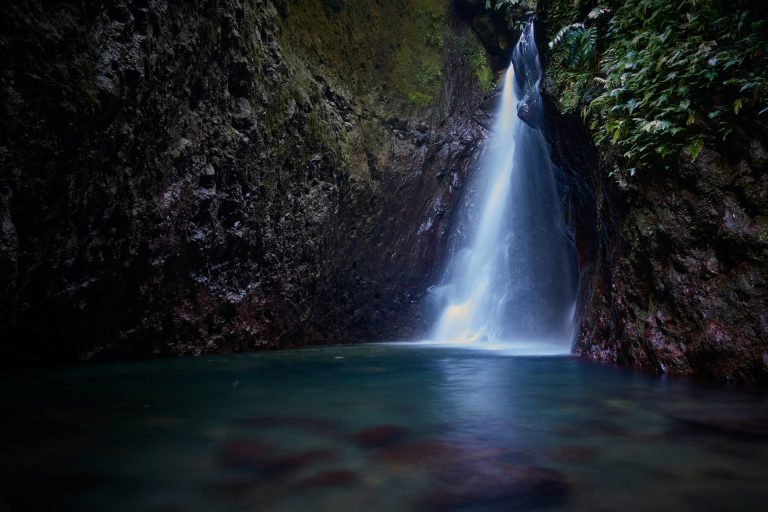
[1,343,767,511]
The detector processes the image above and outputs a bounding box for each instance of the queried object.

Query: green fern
[588,0,768,175]
[549,0,768,176]
[568,27,596,71]
[549,23,584,47]
[484,0,522,11]
[549,24,597,72]
[587,5,611,20]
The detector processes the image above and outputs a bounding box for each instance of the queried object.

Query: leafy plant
[549,4,610,71]
[550,0,768,175]
[547,6,609,113]
[593,1,767,173]
[549,23,597,71]
[485,0,522,11]
[759,226,768,244]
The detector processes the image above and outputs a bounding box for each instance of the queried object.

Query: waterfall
[430,21,577,354]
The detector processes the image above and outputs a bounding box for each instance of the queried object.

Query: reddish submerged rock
[424,463,570,510]
[292,469,360,490]
[217,441,336,478]
[353,425,409,448]
[372,441,452,467]
[546,445,598,464]
[671,414,768,441]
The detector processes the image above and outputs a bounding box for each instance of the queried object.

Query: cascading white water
[431,22,577,354]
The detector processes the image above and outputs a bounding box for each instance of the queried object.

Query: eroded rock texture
[536,1,768,383]
[0,0,493,361]
[571,141,768,383]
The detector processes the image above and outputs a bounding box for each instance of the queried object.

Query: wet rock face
[570,142,768,383]
[0,0,490,362]
[536,1,768,383]
[453,0,535,69]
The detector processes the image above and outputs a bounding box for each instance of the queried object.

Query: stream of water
[432,22,577,353]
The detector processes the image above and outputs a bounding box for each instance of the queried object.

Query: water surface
[2,344,767,511]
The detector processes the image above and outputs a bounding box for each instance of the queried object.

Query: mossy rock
[283,0,450,108]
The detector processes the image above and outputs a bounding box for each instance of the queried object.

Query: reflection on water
[1,344,767,511]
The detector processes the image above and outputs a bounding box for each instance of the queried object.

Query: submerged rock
[373,441,453,467]
[353,425,409,448]
[423,463,570,511]
[670,414,768,442]
[292,469,360,490]
[217,441,336,477]
[217,440,279,469]
[546,445,597,464]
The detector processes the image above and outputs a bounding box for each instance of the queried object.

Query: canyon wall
[2,0,766,382]
[0,0,493,361]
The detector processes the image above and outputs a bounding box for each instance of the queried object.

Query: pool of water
[1,343,767,511]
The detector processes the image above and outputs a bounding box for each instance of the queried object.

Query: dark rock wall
[0,0,492,362]
[570,139,768,383]
[535,0,768,383]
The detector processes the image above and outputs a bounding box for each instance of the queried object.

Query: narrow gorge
[2,0,765,380]
[1,1,767,510]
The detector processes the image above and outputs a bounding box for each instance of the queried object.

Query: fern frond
[548,23,585,49]
[588,5,611,20]
[550,23,597,71]
[485,0,522,10]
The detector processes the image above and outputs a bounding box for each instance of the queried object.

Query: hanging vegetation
[549,0,768,176]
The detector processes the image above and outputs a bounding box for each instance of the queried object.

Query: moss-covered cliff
[0,0,496,362]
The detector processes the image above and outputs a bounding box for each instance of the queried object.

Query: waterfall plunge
[431,22,577,355]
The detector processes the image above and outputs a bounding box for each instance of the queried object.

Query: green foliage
[551,0,768,176]
[546,5,609,114]
[485,0,523,10]
[403,59,443,107]
[760,226,768,244]
[549,23,597,71]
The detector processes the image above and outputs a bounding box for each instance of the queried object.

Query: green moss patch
[447,29,496,94]
[282,0,449,108]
